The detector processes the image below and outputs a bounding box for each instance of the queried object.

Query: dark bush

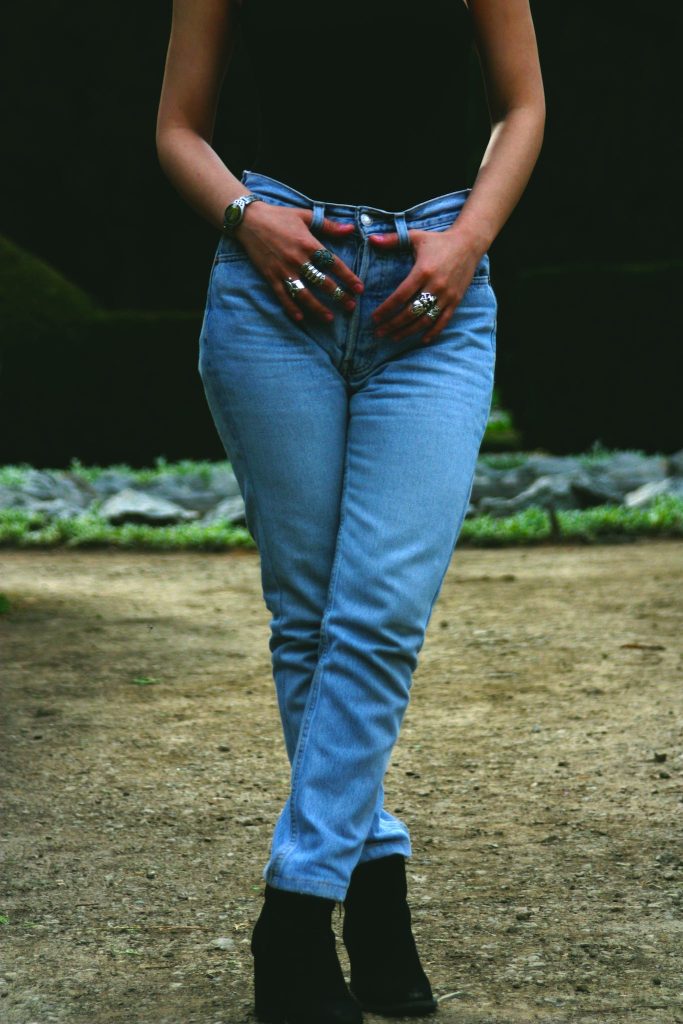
[0,307,229,468]
[495,260,683,454]
[0,234,227,467]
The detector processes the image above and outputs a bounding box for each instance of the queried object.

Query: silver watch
[222,194,264,236]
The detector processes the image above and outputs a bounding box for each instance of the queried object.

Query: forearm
[448,103,546,259]
[156,126,249,232]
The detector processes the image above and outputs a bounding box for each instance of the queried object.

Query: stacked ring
[301,261,327,286]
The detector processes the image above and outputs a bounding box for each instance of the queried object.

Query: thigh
[329,306,496,645]
[198,250,350,617]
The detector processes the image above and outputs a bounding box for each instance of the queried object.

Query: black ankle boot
[251,883,363,1024]
[342,854,437,1017]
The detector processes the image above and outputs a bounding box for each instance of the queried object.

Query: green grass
[1,494,681,550]
[0,443,672,488]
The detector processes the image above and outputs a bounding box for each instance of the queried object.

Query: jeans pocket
[216,231,252,263]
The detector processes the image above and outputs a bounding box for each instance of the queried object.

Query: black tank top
[238,0,475,210]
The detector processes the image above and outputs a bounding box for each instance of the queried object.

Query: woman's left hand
[369,228,482,344]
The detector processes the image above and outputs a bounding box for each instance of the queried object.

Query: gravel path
[1,541,682,1023]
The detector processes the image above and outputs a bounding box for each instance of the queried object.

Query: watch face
[226,204,242,226]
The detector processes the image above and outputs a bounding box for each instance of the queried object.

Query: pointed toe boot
[342,854,437,1017]
[251,884,363,1024]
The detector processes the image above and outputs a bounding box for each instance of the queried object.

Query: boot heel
[253,955,286,1024]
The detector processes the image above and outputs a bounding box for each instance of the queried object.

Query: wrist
[222,193,265,236]
[445,217,492,262]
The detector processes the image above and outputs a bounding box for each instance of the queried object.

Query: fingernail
[354,282,364,293]
[325,312,334,322]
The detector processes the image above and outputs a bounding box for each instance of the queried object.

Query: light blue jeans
[198,169,497,902]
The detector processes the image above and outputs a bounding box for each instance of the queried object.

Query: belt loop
[393,212,412,253]
[310,201,326,233]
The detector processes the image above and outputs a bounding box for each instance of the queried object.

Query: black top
[238,0,476,210]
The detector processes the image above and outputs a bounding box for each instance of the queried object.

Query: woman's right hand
[234,201,365,324]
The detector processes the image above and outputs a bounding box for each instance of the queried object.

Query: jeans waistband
[241,169,472,251]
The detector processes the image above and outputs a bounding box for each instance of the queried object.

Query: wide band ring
[301,261,327,286]
[425,304,442,321]
[409,291,439,318]
[284,277,306,298]
[312,248,335,268]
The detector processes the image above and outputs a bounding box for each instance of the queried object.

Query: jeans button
[360,213,373,226]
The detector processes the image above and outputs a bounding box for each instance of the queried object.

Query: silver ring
[284,277,306,298]
[312,248,335,268]
[409,291,439,317]
[331,286,347,303]
[425,305,441,320]
[301,261,327,286]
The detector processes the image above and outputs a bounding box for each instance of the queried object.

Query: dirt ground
[1,540,682,1024]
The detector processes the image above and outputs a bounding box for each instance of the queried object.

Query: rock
[599,452,669,494]
[666,447,683,476]
[469,470,504,503]
[569,470,624,507]
[624,478,683,508]
[144,476,227,513]
[477,475,578,517]
[0,484,26,509]
[98,488,200,525]
[88,470,139,497]
[21,498,88,520]
[20,468,90,507]
[201,495,246,525]
[525,454,584,477]
[208,936,235,950]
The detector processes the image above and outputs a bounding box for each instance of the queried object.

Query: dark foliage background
[1,1,681,464]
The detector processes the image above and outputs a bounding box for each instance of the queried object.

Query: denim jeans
[198,169,497,902]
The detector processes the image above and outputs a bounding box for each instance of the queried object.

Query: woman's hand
[235,202,365,325]
[368,228,482,344]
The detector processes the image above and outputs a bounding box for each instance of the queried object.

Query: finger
[391,302,452,344]
[292,256,356,316]
[316,217,365,294]
[372,266,426,328]
[285,267,343,324]
[321,217,356,237]
[388,290,452,341]
[299,250,358,311]
[421,304,455,345]
[272,279,308,324]
[316,271,357,312]
[367,231,401,248]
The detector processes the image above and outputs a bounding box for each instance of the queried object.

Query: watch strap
[222,194,264,235]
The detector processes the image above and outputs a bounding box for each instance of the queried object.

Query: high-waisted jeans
[198,169,497,902]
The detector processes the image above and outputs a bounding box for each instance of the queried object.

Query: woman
[156,1,544,1020]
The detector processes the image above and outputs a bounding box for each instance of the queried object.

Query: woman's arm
[448,0,546,255]
[156,0,249,231]
[368,0,545,342]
